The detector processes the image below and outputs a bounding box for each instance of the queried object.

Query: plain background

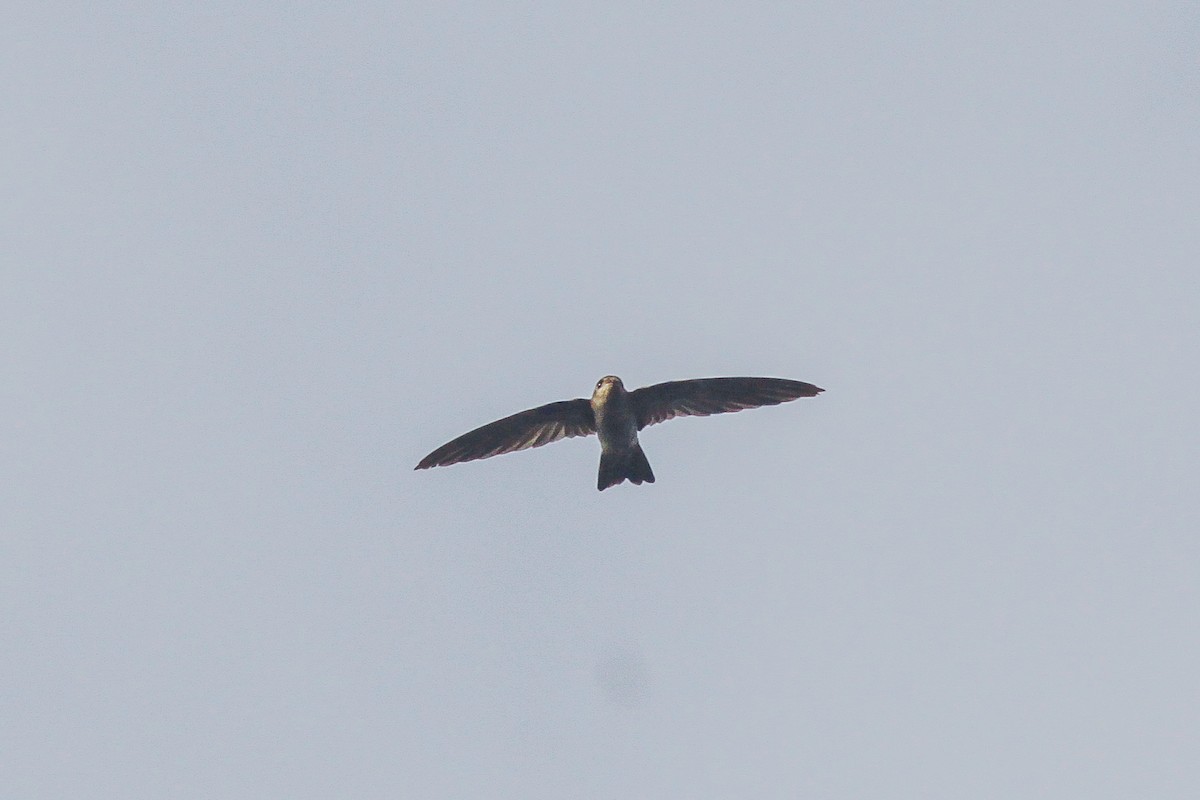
[4,2,1198,797]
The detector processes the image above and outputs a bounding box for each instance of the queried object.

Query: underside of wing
[415,398,595,469]
[629,377,823,429]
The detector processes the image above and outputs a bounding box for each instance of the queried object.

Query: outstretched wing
[629,377,823,430]
[416,399,596,469]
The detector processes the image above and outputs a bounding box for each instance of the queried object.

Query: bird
[415,375,824,490]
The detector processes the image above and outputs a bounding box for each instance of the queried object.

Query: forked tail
[597,444,656,491]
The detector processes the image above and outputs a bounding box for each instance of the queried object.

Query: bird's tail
[597,445,656,491]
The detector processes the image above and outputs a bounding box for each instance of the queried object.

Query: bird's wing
[629,377,823,429]
[415,398,596,469]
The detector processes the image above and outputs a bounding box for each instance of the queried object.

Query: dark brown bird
[415,376,823,490]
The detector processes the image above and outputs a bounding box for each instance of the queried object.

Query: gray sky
[4,2,1199,797]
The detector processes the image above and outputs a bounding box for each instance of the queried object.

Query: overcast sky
[4,2,1199,797]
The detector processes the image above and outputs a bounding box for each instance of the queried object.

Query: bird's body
[591,376,654,490]
[416,375,823,490]
[592,376,636,452]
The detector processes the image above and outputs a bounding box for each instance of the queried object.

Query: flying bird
[416,375,823,490]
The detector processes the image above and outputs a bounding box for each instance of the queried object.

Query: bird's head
[593,375,624,398]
